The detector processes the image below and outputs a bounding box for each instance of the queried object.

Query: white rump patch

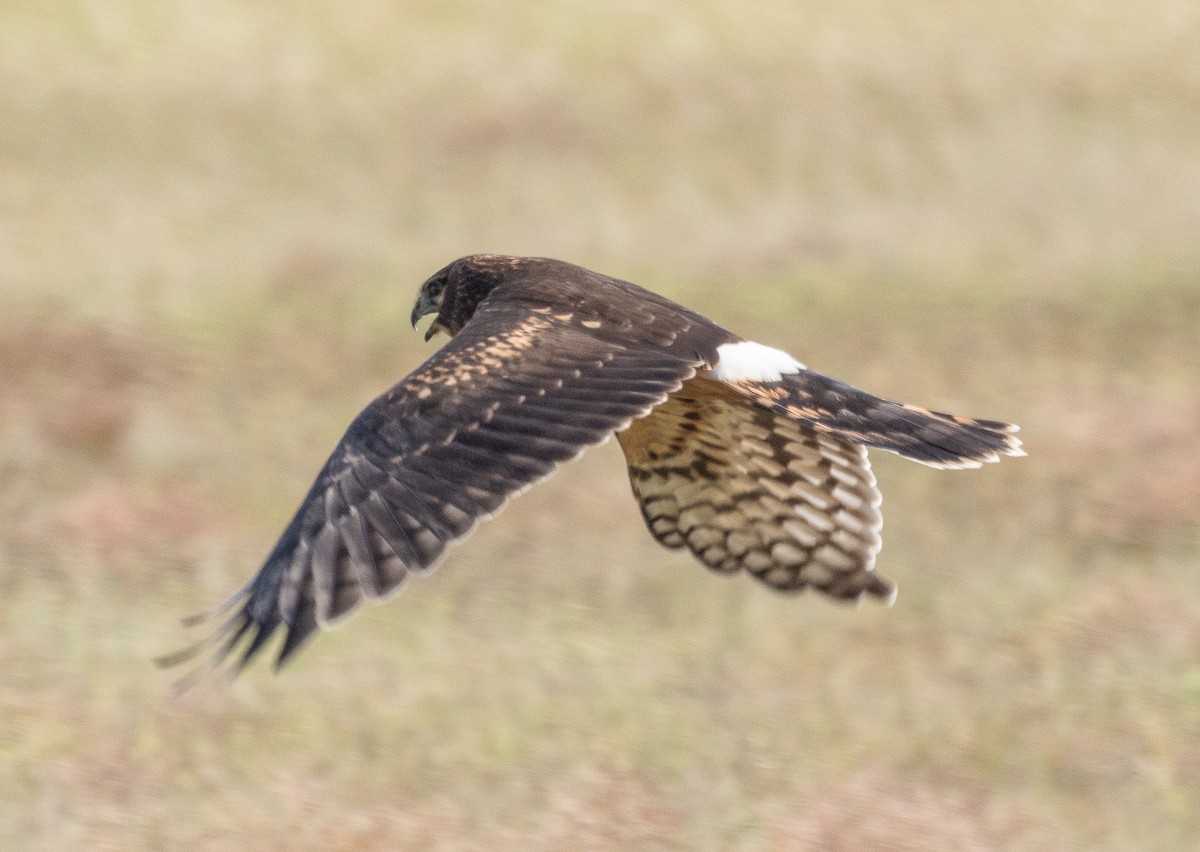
[712,341,806,382]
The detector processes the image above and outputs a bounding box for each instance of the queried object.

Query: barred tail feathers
[707,341,1023,469]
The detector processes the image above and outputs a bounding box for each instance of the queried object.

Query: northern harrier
[169,255,1023,674]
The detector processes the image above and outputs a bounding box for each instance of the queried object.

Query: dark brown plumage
[165,255,1022,676]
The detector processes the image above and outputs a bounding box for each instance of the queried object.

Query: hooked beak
[410,290,442,341]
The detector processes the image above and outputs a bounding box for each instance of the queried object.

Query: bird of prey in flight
[167,255,1023,675]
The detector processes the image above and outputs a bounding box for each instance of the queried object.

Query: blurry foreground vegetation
[2,1,1199,849]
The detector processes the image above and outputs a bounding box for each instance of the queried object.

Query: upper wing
[176,298,728,674]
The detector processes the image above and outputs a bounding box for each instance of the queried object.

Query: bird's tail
[724,370,1024,469]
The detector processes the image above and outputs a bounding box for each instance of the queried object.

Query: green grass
[3,1,1199,849]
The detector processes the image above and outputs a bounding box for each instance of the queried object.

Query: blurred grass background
[3,1,1199,849]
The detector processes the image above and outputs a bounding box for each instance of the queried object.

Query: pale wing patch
[618,379,893,603]
[710,341,806,383]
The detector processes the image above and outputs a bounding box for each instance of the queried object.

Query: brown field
[3,2,1199,849]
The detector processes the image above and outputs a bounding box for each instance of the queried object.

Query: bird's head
[411,254,527,341]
